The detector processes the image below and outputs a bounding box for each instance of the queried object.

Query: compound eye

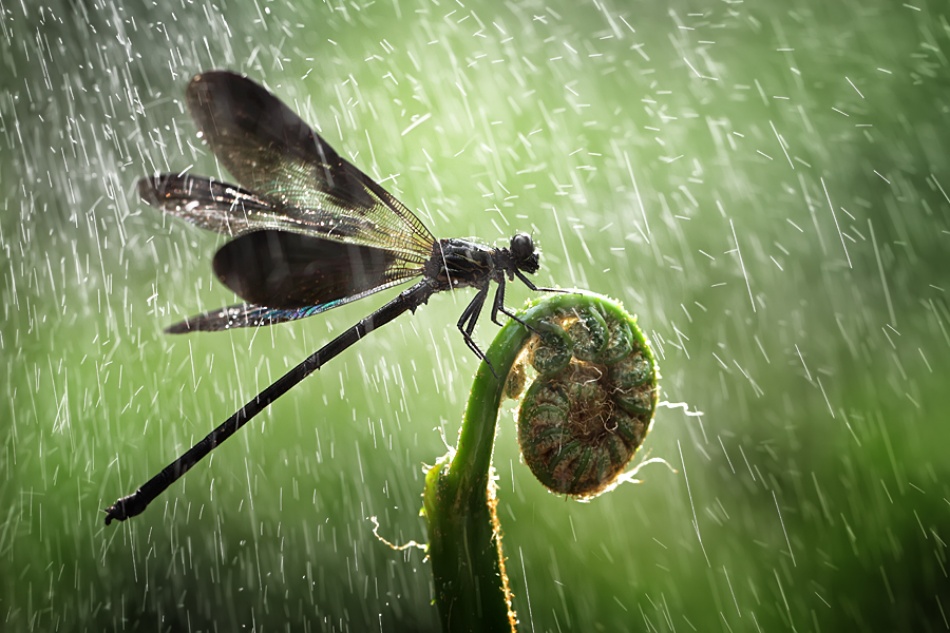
[510,233,534,257]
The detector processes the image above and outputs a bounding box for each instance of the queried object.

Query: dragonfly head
[509,233,540,275]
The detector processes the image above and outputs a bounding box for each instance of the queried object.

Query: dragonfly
[104,70,553,525]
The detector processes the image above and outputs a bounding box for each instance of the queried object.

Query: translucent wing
[138,174,398,245]
[185,70,434,258]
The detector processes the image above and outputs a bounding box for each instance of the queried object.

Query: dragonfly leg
[457,284,504,377]
[457,284,490,361]
[489,276,508,327]
[514,269,569,294]
[493,276,542,336]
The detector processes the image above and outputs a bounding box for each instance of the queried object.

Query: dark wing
[165,229,425,333]
[212,229,421,308]
[185,70,434,259]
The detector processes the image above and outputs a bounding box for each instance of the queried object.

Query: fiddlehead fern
[423,291,658,633]
[517,297,658,497]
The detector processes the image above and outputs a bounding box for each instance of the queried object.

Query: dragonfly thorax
[428,238,496,289]
[427,235,540,291]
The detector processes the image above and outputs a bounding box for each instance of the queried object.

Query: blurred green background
[2,0,948,631]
